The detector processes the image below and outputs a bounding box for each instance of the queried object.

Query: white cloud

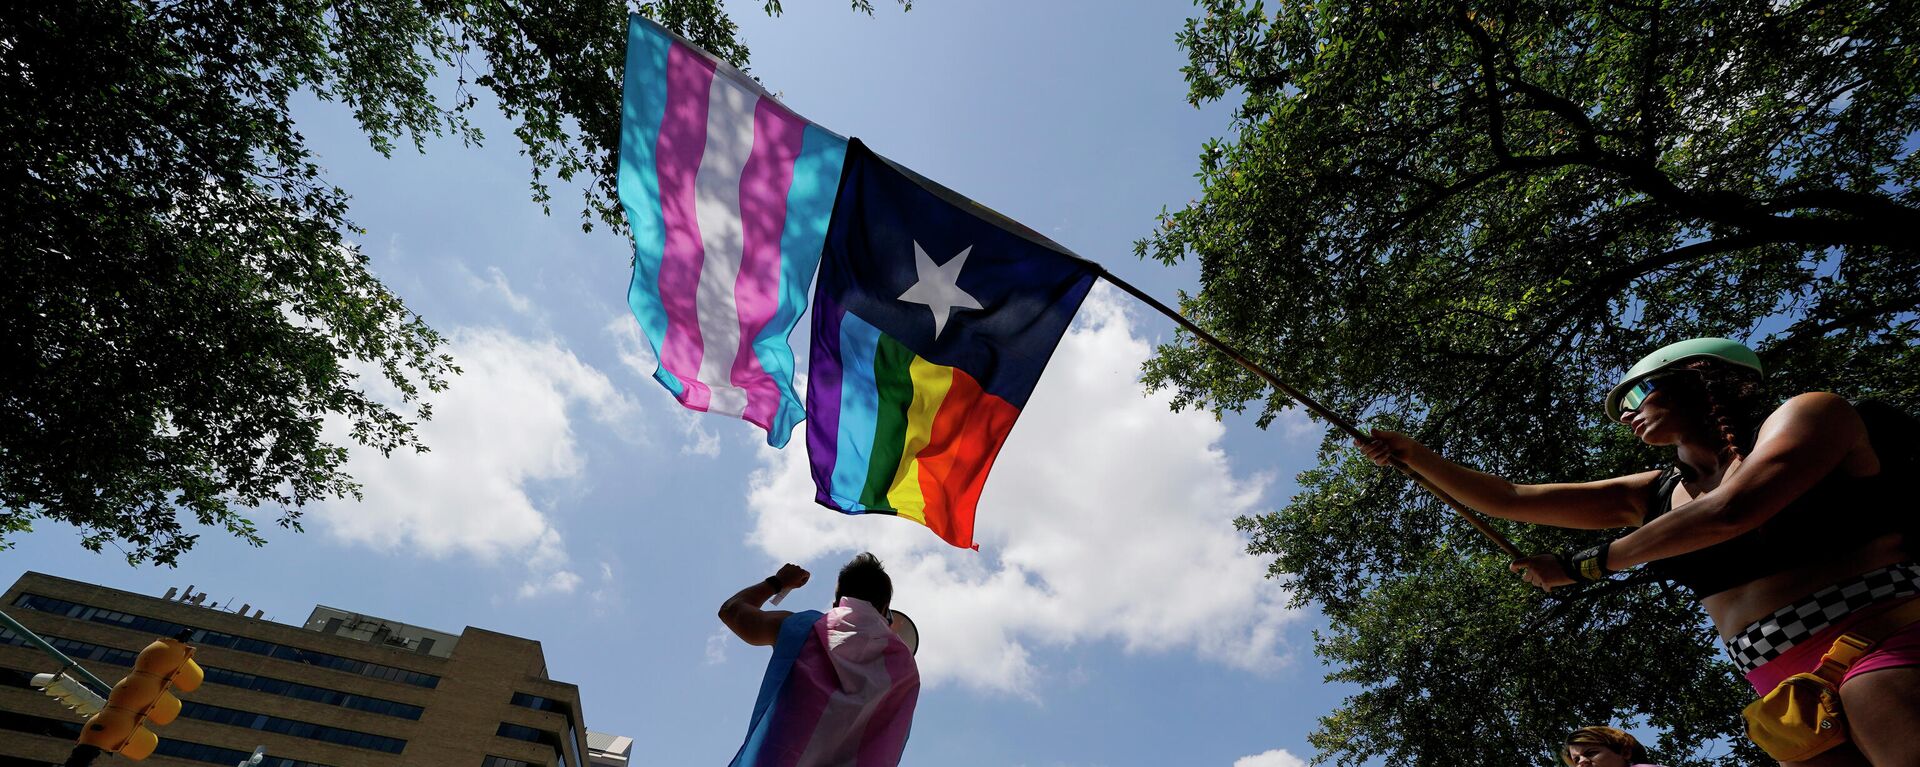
[674,410,724,457]
[604,312,659,374]
[604,314,723,457]
[705,631,731,665]
[585,561,622,617]
[315,326,635,599]
[467,265,536,316]
[1233,749,1308,767]
[744,285,1300,697]
[517,568,584,599]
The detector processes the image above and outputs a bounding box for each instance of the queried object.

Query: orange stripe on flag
[912,367,1019,549]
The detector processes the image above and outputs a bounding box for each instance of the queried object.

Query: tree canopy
[0,0,894,565]
[1142,0,1917,764]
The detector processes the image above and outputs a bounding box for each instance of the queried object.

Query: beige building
[585,730,634,767]
[0,571,590,767]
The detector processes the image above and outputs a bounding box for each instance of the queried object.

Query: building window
[508,692,585,767]
[200,665,426,720]
[179,701,407,753]
[482,758,540,767]
[0,711,334,767]
[509,691,571,715]
[11,593,441,688]
[0,628,137,666]
[1,629,424,720]
[496,722,563,747]
[0,709,84,739]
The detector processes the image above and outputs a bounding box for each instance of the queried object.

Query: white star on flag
[897,241,983,338]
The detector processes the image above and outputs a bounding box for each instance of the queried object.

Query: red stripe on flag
[912,368,1019,550]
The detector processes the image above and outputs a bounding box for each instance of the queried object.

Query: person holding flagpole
[717,554,920,767]
[1357,338,1919,766]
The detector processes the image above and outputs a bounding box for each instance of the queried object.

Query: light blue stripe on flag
[830,312,883,510]
[753,125,848,446]
[620,16,682,397]
[730,610,823,767]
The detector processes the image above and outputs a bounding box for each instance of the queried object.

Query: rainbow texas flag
[806,141,1097,549]
[617,16,845,447]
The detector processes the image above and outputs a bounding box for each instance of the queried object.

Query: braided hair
[1662,360,1769,458]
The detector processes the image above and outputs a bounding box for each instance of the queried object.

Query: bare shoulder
[1755,392,1870,459]
[1774,391,1854,415]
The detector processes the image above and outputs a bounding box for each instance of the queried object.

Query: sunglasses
[1619,374,1677,413]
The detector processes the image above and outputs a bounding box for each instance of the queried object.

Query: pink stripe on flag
[655,43,719,411]
[729,99,807,429]
[856,642,919,765]
[769,636,836,759]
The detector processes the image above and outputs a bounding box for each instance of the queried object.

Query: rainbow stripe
[618,15,846,447]
[812,312,1020,548]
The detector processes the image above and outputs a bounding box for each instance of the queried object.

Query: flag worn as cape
[731,598,919,767]
[805,140,1098,549]
[617,15,846,447]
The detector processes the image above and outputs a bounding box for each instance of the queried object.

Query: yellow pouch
[1741,599,1920,762]
[1743,668,1846,762]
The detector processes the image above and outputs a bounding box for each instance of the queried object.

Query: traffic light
[31,672,106,717]
[77,637,203,760]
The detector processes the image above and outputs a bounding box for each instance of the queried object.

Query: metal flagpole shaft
[1095,268,1523,559]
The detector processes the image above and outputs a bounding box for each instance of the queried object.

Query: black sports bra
[1642,464,1898,596]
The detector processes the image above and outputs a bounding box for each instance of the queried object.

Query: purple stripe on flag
[807,292,847,503]
[655,42,719,411]
[729,98,806,430]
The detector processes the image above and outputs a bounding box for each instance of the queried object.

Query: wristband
[1565,544,1613,584]
[763,575,785,591]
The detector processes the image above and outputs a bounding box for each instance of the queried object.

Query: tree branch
[1449,8,1920,251]
[1769,290,1920,353]
[1423,234,1768,437]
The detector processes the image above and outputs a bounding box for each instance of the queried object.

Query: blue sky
[4,2,1355,765]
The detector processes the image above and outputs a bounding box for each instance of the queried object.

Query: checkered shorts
[1724,563,1920,674]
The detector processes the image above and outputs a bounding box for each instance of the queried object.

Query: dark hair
[836,552,892,614]
[1562,726,1649,765]
[1656,360,1769,458]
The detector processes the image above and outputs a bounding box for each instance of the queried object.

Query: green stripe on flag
[861,335,916,507]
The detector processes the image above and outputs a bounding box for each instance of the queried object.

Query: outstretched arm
[1359,429,1660,530]
[719,563,809,647]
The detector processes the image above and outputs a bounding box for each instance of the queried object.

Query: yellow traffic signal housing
[78,637,203,760]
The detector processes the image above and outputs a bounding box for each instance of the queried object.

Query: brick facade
[0,571,590,767]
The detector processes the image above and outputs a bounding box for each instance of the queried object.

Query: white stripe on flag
[689,70,759,417]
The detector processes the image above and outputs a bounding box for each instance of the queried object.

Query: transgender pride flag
[618,15,847,447]
[730,600,918,766]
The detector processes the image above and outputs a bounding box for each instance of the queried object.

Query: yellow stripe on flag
[885,357,954,523]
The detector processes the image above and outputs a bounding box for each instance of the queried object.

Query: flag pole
[1093,267,1523,559]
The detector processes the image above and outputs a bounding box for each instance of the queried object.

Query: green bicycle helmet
[1603,337,1763,421]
